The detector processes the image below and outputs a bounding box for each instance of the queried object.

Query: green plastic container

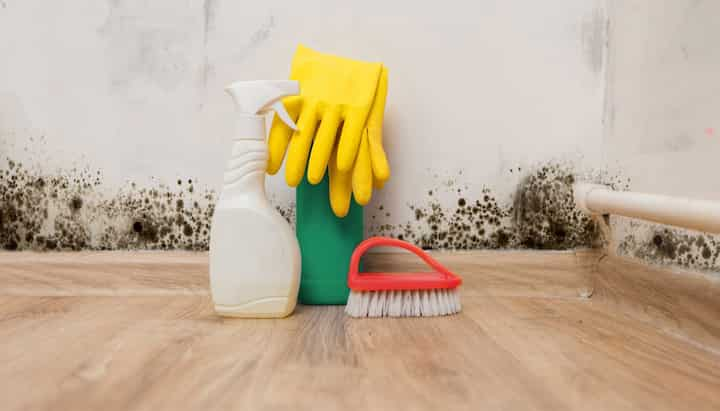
[296,174,363,305]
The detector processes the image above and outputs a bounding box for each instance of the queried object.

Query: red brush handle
[348,237,457,283]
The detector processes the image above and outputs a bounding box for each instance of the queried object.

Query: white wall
[605,0,720,200]
[604,0,720,271]
[0,0,608,249]
[0,0,607,197]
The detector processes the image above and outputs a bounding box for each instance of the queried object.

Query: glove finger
[328,145,352,218]
[307,105,341,185]
[373,176,386,190]
[367,67,388,128]
[336,107,368,172]
[367,127,390,183]
[352,130,373,206]
[285,103,318,187]
[366,67,390,182]
[267,96,302,175]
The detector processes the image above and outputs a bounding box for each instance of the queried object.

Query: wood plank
[366,249,597,299]
[1,251,719,411]
[1,294,718,411]
[0,296,563,411]
[0,249,596,298]
[0,252,210,296]
[465,296,720,411]
[594,255,720,354]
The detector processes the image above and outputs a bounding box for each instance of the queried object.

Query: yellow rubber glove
[267,45,390,217]
[352,67,390,206]
[267,45,382,183]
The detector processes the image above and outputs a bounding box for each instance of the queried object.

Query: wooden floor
[1,250,719,411]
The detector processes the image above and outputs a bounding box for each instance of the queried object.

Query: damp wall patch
[0,157,216,250]
[367,162,630,250]
[2,143,627,253]
[614,217,720,273]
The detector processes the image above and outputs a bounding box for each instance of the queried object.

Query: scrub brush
[345,237,462,318]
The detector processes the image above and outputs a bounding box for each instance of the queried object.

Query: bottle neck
[222,115,268,199]
[233,114,266,140]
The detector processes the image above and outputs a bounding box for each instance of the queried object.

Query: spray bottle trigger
[271,101,298,131]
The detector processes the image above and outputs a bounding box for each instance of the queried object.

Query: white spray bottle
[209,80,301,318]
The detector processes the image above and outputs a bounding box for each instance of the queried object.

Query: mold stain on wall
[0,156,216,251]
[3,152,626,253]
[368,162,630,251]
[580,5,608,76]
[615,218,720,272]
[0,143,300,251]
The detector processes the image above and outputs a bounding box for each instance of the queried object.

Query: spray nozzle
[225,80,299,130]
[270,101,298,131]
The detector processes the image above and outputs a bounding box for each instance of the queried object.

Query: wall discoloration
[99,0,194,91]
[616,218,720,272]
[369,162,627,250]
[201,0,218,86]
[581,6,607,75]
[0,157,216,250]
[248,15,275,46]
[512,166,593,249]
[230,15,276,63]
[275,201,295,227]
[3,156,626,252]
[202,0,217,45]
[663,134,695,152]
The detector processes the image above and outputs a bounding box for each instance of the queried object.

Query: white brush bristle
[345,289,461,318]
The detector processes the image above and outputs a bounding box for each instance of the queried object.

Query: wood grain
[0,249,596,298]
[594,254,720,353]
[0,250,718,411]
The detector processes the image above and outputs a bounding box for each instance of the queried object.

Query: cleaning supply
[345,237,462,317]
[267,45,391,216]
[353,67,390,202]
[296,173,364,304]
[209,80,301,318]
[267,45,391,306]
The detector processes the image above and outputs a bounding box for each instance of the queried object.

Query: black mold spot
[494,229,510,248]
[4,238,18,250]
[369,162,627,251]
[511,165,598,250]
[618,224,720,271]
[135,220,159,243]
[652,234,663,247]
[275,202,296,226]
[0,153,217,251]
[701,246,712,260]
[650,229,678,260]
[70,196,83,212]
